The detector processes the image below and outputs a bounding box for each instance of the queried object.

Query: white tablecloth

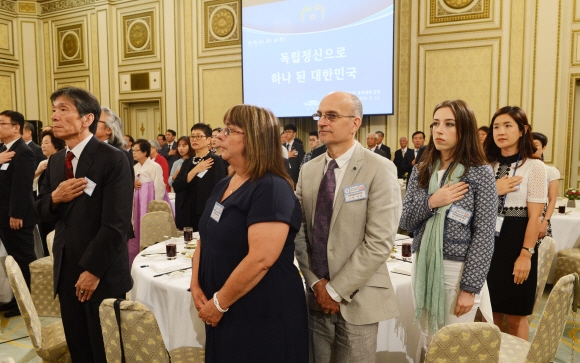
[130,235,421,362]
[547,210,580,283]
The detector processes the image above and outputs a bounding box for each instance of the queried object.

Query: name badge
[495,215,505,237]
[197,170,208,178]
[84,177,97,196]
[447,205,472,225]
[343,183,367,203]
[0,163,8,170]
[210,202,224,222]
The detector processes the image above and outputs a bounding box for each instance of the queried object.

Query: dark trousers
[0,226,36,289]
[58,253,122,363]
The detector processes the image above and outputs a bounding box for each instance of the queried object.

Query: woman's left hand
[538,218,548,238]
[454,290,475,317]
[198,298,223,328]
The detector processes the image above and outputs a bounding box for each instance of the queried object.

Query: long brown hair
[417,100,487,188]
[483,106,537,165]
[223,104,293,187]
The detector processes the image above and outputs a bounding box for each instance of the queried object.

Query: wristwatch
[521,246,535,255]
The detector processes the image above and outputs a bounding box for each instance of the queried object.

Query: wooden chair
[99,299,204,363]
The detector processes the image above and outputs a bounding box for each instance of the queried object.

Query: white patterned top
[494,157,547,214]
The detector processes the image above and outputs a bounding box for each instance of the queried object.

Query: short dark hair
[284,124,297,132]
[412,131,425,139]
[532,132,548,148]
[40,129,66,151]
[375,131,385,137]
[125,134,134,144]
[24,121,35,134]
[50,87,101,134]
[157,134,166,141]
[166,129,176,137]
[212,127,223,133]
[0,110,25,135]
[308,130,319,138]
[191,123,212,137]
[478,126,490,133]
[133,139,151,157]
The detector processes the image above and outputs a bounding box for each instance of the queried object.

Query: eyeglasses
[0,122,15,127]
[312,113,355,122]
[189,135,207,140]
[223,127,244,136]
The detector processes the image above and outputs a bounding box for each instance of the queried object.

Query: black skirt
[487,216,538,316]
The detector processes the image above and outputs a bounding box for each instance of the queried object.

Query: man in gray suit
[295,91,401,362]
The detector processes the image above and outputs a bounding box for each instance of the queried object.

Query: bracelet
[213,292,229,313]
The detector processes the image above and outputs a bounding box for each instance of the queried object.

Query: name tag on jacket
[343,183,367,203]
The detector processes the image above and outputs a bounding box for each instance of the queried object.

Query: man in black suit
[282,124,305,185]
[366,133,387,158]
[374,131,391,159]
[23,121,47,167]
[393,136,413,178]
[35,87,133,363]
[163,129,179,170]
[400,131,426,178]
[0,110,38,317]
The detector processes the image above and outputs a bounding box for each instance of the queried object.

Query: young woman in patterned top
[484,106,547,340]
[400,100,497,352]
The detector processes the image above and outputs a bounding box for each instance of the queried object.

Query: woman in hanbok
[128,139,171,265]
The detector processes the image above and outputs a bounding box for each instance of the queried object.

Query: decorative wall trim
[18,2,35,13]
[41,0,95,15]
[122,11,155,59]
[56,23,84,67]
[565,74,580,190]
[571,30,580,67]
[429,0,489,24]
[0,0,15,14]
[203,0,241,49]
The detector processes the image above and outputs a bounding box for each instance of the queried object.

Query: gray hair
[149,139,160,150]
[367,133,378,139]
[349,93,363,119]
[101,107,125,147]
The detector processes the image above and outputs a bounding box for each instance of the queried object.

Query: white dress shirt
[65,133,93,175]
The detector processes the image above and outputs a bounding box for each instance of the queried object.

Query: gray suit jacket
[294,142,401,325]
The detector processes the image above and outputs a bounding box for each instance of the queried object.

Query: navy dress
[198,173,308,362]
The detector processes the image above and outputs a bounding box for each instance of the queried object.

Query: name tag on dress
[0,163,8,170]
[210,202,224,222]
[447,205,472,225]
[343,183,367,203]
[197,170,208,178]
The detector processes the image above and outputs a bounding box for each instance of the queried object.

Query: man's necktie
[0,144,6,152]
[65,151,75,179]
[311,159,338,280]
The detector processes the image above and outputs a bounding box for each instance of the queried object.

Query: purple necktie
[311,159,338,280]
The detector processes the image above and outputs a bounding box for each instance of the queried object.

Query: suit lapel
[329,143,363,232]
[8,138,23,152]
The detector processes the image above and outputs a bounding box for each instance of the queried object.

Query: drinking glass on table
[183,227,193,242]
[166,240,177,260]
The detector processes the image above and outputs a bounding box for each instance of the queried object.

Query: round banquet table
[547,209,580,283]
[130,235,422,362]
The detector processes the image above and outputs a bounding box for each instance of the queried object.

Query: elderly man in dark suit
[23,121,47,167]
[366,133,387,158]
[35,87,133,363]
[393,136,413,178]
[374,131,391,160]
[0,110,38,318]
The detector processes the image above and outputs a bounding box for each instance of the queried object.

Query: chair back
[99,299,170,363]
[140,211,178,250]
[528,236,557,323]
[526,273,578,363]
[425,322,501,363]
[148,200,172,214]
[5,256,43,350]
[47,230,55,259]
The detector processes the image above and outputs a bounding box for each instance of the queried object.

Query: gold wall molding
[18,2,35,13]
[430,0,489,24]
[420,0,500,36]
[198,62,241,124]
[41,0,95,15]
[575,0,580,23]
[56,23,84,66]
[0,0,15,14]
[565,74,580,190]
[203,0,240,49]
[123,11,155,59]
[507,0,525,106]
[572,30,580,66]
[0,71,15,111]
[0,18,14,57]
[397,0,411,139]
